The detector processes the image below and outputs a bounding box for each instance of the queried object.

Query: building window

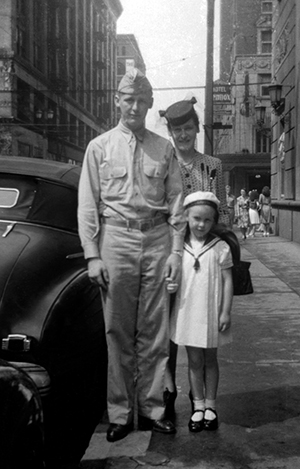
[117,61,126,76]
[78,122,85,148]
[70,115,78,145]
[18,142,32,158]
[59,108,69,141]
[86,126,92,144]
[258,74,272,97]
[17,79,32,123]
[33,0,44,71]
[256,130,270,153]
[122,46,126,56]
[17,0,30,59]
[261,30,272,54]
[262,2,272,13]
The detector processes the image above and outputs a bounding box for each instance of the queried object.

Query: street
[82,233,300,469]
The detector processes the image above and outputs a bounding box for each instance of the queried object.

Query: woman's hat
[184,191,220,210]
[159,97,198,126]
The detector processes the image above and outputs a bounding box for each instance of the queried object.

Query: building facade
[215,0,273,196]
[116,34,146,86]
[0,0,122,164]
[270,0,300,242]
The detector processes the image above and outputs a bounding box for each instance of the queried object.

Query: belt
[101,215,167,232]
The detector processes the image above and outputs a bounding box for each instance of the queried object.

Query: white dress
[170,236,233,348]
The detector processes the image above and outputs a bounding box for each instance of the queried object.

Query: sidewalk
[81,234,300,469]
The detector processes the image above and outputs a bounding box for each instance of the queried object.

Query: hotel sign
[213,84,231,104]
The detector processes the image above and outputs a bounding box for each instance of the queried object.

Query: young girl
[166,191,234,433]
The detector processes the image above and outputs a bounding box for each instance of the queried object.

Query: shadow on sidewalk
[218,385,300,427]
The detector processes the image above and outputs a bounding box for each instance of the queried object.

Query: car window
[0,176,37,220]
[0,188,20,208]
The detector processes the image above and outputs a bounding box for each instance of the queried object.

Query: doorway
[248,173,270,193]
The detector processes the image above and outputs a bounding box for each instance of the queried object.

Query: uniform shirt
[78,121,186,259]
[178,151,229,225]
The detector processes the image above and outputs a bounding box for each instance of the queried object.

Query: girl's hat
[159,97,197,126]
[184,191,220,210]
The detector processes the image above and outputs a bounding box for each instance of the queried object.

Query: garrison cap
[184,191,220,210]
[159,97,198,126]
[118,68,153,96]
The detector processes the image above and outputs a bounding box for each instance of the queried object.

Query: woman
[259,186,272,236]
[236,188,249,239]
[248,190,260,237]
[225,185,235,230]
[160,98,229,225]
[159,97,229,420]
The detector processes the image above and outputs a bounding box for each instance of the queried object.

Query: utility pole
[204,0,215,156]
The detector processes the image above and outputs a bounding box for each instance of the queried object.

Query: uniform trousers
[100,222,171,425]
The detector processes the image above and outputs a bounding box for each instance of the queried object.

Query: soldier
[78,68,186,442]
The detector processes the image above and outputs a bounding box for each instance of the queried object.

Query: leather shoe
[138,415,176,434]
[203,408,218,431]
[188,410,204,433]
[106,422,134,442]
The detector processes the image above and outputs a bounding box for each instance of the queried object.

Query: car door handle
[66,252,84,259]
[2,223,15,238]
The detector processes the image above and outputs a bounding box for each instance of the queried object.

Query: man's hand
[164,253,182,286]
[88,258,109,290]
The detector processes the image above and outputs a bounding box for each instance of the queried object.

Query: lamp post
[268,84,285,116]
[204,0,215,156]
[254,101,270,138]
[255,102,266,126]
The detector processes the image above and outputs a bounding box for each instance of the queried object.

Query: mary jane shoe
[188,410,205,433]
[203,408,218,431]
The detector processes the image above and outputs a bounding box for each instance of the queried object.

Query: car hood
[0,221,84,340]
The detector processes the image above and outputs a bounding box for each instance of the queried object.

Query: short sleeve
[217,240,233,270]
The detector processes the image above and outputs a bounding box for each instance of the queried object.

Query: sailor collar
[184,233,221,271]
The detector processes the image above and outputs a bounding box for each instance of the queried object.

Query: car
[0,156,107,469]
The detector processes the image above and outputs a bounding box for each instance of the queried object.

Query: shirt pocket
[143,163,166,202]
[100,164,127,198]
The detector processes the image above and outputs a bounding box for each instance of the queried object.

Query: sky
[117,0,220,150]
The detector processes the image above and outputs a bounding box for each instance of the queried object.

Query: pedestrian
[258,186,272,236]
[225,185,235,230]
[236,188,250,240]
[159,98,230,419]
[168,191,234,432]
[78,68,186,442]
[248,190,260,237]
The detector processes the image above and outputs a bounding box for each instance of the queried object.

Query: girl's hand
[219,311,231,332]
[165,276,178,293]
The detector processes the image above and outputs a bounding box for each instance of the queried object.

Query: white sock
[205,399,217,420]
[192,399,205,422]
